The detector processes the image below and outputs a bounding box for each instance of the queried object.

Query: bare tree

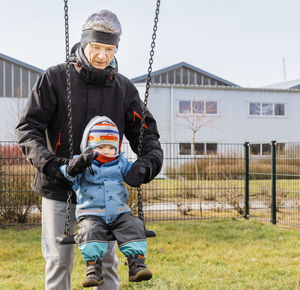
[179,100,217,178]
[4,97,27,141]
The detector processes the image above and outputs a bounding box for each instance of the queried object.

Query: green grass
[1,219,300,289]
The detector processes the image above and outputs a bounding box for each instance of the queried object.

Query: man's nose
[96,49,106,58]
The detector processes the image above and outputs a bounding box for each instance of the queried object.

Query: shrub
[0,145,40,224]
[166,154,300,180]
[0,144,27,165]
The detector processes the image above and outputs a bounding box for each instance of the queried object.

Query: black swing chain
[63,0,73,237]
[137,0,161,223]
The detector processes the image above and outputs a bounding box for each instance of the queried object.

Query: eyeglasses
[89,43,117,55]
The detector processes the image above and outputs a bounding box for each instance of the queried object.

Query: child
[60,116,152,288]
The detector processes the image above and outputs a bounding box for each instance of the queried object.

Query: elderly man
[16,10,163,290]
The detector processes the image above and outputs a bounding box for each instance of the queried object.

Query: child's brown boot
[82,259,104,287]
[127,254,153,282]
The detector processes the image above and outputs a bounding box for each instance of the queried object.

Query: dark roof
[131,61,238,87]
[0,53,43,73]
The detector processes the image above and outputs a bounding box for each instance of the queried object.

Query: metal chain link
[137,0,161,222]
[63,0,73,236]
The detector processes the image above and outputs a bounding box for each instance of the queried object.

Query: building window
[13,65,21,98]
[0,58,42,98]
[179,143,191,155]
[192,101,204,114]
[250,144,261,155]
[206,101,218,114]
[179,100,218,115]
[22,69,29,98]
[5,62,12,97]
[179,143,218,155]
[182,68,188,85]
[262,143,271,155]
[262,103,273,115]
[168,71,174,84]
[0,59,3,97]
[154,75,160,84]
[275,104,285,116]
[194,143,204,155]
[250,143,285,155]
[179,101,191,114]
[249,103,260,115]
[175,69,181,84]
[206,143,218,154]
[277,143,285,154]
[161,72,167,84]
[249,102,285,117]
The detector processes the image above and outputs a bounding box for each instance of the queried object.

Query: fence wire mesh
[0,141,299,227]
[248,142,272,224]
[0,142,40,225]
[275,142,300,227]
[130,143,245,222]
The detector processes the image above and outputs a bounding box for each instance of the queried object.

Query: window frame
[179,142,218,156]
[248,102,286,117]
[250,143,285,156]
[178,99,219,116]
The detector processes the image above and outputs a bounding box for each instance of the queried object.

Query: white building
[0,53,42,141]
[1,54,300,157]
[132,62,300,156]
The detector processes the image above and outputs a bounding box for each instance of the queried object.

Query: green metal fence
[0,141,299,227]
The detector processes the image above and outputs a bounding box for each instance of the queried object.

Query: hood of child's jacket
[80,115,119,152]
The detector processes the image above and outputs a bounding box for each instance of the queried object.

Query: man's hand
[67,147,97,177]
[124,157,152,187]
[43,157,71,184]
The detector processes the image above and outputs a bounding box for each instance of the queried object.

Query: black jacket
[16,58,163,202]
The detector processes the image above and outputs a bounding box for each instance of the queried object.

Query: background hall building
[1,53,300,157]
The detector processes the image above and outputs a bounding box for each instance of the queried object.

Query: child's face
[94,144,116,156]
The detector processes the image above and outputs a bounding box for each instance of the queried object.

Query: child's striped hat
[87,120,119,154]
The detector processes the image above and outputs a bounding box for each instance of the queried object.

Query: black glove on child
[67,147,98,177]
[124,157,153,187]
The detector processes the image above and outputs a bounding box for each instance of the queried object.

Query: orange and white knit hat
[87,121,119,154]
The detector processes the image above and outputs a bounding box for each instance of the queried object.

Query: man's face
[83,42,117,69]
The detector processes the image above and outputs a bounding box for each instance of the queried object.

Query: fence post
[244,142,250,219]
[270,140,277,225]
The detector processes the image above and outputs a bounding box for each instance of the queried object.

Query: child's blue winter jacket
[60,153,132,223]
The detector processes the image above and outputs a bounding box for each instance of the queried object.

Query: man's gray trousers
[41,197,119,290]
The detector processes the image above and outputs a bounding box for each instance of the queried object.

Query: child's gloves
[124,156,153,187]
[67,147,98,177]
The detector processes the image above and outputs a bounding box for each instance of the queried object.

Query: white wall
[0,97,27,141]
[146,85,300,144]
[2,85,300,146]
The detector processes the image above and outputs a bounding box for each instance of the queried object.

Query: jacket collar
[70,43,115,86]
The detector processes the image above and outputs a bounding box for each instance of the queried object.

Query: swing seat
[56,229,156,245]
[145,229,156,238]
[56,235,76,245]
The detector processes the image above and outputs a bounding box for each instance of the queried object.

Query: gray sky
[1,0,300,87]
